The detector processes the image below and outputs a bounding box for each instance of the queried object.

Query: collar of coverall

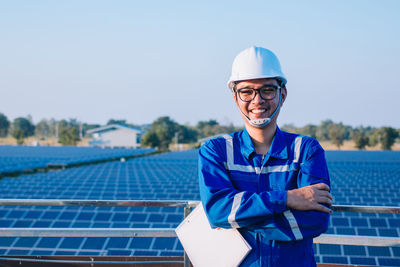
[240,127,288,160]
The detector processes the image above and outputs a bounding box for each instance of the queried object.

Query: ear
[232,90,239,105]
[281,87,287,105]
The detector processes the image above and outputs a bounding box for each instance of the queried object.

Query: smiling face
[233,78,287,128]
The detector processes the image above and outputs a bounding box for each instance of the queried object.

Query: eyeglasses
[235,85,280,102]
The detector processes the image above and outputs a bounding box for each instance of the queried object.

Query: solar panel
[0,149,399,264]
[0,145,155,174]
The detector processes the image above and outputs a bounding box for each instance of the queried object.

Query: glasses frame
[235,85,281,102]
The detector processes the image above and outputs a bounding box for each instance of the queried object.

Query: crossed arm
[287,182,332,214]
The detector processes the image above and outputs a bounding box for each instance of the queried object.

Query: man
[199,46,332,266]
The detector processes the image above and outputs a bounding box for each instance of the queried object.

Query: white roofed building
[87,124,143,148]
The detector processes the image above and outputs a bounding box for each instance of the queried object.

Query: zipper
[260,154,265,173]
[259,155,267,265]
[256,154,266,194]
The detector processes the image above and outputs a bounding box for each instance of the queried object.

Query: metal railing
[315,204,400,247]
[0,199,400,266]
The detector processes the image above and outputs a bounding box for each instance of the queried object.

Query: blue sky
[1,0,399,128]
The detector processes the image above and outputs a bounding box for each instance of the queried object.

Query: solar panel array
[0,145,154,174]
[322,151,400,266]
[0,149,399,266]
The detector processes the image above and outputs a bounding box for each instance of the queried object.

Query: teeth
[252,109,265,114]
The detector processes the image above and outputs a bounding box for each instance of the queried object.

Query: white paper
[175,203,251,267]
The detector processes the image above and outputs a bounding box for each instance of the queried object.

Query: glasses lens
[237,89,255,102]
[260,86,278,100]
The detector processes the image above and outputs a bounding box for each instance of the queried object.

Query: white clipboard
[175,202,251,267]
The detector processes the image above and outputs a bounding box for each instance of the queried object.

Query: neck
[245,122,277,155]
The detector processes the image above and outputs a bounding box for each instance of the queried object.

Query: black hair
[233,77,286,91]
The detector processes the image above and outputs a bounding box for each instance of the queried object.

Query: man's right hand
[286,183,333,214]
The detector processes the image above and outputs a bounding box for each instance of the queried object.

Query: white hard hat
[227,46,287,90]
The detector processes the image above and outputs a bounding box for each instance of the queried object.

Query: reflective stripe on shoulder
[223,134,234,165]
[228,191,244,228]
[223,135,302,174]
[223,135,260,173]
[283,210,303,240]
[293,136,303,163]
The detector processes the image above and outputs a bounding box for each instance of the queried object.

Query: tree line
[0,113,240,149]
[141,116,240,151]
[142,118,399,151]
[0,113,398,150]
[281,120,399,150]
[0,113,93,145]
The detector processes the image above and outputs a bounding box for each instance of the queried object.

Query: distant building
[87,124,143,148]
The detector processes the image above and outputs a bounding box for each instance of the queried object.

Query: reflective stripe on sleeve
[284,137,303,240]
[283,210,303,240]
[228,191,244,228]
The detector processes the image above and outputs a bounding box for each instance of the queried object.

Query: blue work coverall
[199,127,330,266]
